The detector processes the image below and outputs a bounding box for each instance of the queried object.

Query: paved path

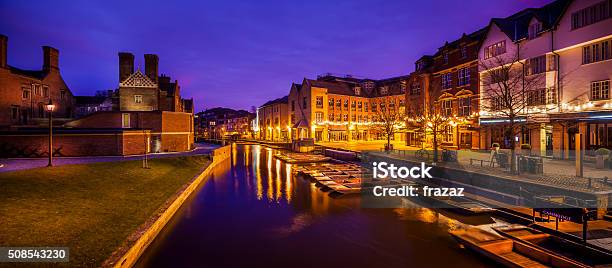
[0,143,220,173]
[316,140,414,152]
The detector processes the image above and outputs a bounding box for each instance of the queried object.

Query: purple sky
[1,0,550,112]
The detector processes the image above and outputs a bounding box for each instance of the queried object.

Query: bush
[521,144,531,150]
[595,148,611,156]
[492,143,500,148]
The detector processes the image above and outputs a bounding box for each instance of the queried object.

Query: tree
[479,50,545,171]
[406,99,451,162]
[372,99,404,151]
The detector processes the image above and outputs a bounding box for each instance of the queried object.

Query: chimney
[43,46,59,72]
[144,54,158,84]
[0,34,7,69]
[118,52,134,83]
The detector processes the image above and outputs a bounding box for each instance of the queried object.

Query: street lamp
[45,100,56,167]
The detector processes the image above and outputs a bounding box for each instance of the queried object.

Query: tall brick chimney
[144,54,159,84]
[43,46,59,72]
[0,34,7,69]
[118,52,134,83]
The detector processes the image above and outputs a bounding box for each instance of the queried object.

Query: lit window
[122,113,130,128]
[591,80,610,101]
[458,68,470,86]
[316,96,323,108]
[134,95,143,103]
[22,89,30,99]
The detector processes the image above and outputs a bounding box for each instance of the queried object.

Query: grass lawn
[0,156,211,267]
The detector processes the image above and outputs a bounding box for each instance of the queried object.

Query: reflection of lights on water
[254,146,263,200]
[285,163,292,203]
[267,151,273,201]
[275,159,281,202]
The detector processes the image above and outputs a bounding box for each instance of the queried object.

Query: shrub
[595,148,610,156]
[520,144,531,150]
[492,143,500,148]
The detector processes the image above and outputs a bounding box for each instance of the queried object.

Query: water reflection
[136,144,493,268]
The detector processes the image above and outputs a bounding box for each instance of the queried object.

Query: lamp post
[45,100,56,167]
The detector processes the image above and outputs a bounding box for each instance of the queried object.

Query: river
[135,144,494,267]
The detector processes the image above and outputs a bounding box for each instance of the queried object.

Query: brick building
[288,74,406,142]
[427,28,486,149]
[195,107,254,139]
[0,34,75,129]
[257,96,289,141]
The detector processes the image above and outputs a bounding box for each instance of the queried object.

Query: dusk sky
[1,0,551,112]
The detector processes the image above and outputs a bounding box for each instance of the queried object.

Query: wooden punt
[494,225,612,267]
[451,227,590,268]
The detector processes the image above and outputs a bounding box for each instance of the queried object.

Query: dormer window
[354,87,361,95]
[380,86,388,95]
[528,22,542,40]
[460,46,467,58]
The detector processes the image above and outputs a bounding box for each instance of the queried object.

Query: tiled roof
[491,0,572,41]
[261,95,288,107]
[8,66,47,80]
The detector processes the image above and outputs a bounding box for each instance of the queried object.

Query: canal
[136,144,495,267]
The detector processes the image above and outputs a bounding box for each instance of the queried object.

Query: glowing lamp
[45,100,56,112]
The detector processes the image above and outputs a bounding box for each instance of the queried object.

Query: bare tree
[406,99,451,162]
[480,50,545,171]
[372,100,404,151]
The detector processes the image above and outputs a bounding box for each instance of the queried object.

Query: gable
[119,70,157,88]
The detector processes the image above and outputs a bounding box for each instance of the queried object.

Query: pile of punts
[273,152,331,164]
[293,162,369,196]
[451,224,612,268]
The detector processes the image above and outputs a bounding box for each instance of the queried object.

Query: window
[527,55,546,75]
[410,82,421,95]
[443,52,449,64]
[591,80,610,100]
[528,22,542,40]
[484,41,506,59]
[547,54,558,71]
[336,99,341,108]
[582,39,611,64]
[460,46,467,58]
[399,99,405,107]
[343,114,348,121]
[43,86,49,97]
[315,112,324,123]
[60,90,66,100]
[400,81,407,93]
[358,115,362,123]
[11,106,19,120]
[380,101,386,112]
[354,87,361,95]
[134,95,143,103]
[358,101,362,110]
[571,0,611,30]
[488,68,507,84]
[458,68,470,86]
[351,101,356,111]
[521,126,531,145]
[22,89,30,99]
[527,89,546,106]
[371,102,377,112]
[343,100,348,109]
[380,86,388,95]
[316,96,323,108]
[441,73,452,89]
[442,126,453,143]
[364,102,369,112]
[328,114,333,122]
[33,84,41,95]
[122,113,130,128]
[302,97,307,108]
[458,97,471,116]
[328,98,333,108]
[442,100,452,116]
[351,114,356,121]
[336,114,341,121]
[291,100,295,111]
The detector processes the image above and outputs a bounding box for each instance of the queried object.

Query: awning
[292,119,310,129]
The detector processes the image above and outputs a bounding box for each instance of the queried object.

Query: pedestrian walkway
[316,140,415,152]
[0,143,219,173]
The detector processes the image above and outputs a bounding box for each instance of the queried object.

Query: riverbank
[0,155,211,267]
